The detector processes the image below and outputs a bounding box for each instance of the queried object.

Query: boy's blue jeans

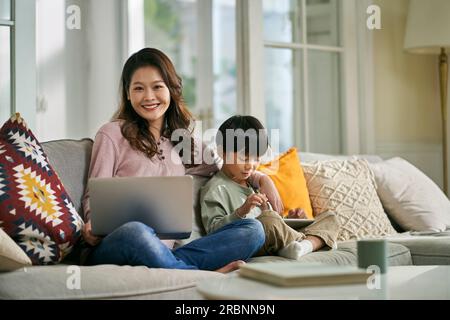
[86,219,265,270]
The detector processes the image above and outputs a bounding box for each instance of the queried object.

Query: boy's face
[221,152,260,184]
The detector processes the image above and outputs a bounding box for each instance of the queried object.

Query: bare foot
[215,260,246,273]
[304,235,325,251]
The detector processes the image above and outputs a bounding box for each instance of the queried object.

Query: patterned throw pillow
[302,159,396,241]
[0,114,84,264]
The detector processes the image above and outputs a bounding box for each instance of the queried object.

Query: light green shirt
[200,171,262,234]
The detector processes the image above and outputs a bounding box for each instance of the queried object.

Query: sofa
[1,138,449,300]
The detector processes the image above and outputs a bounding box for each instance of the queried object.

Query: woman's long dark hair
[113,48,194,161]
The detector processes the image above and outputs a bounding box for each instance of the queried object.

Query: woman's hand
[236,193,269,218]
[82,220,102,246]
[259,175,284,214]
[287,208,307,219]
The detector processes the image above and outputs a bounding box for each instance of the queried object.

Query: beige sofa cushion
[386,233,450,265]
[249,241,412,266]
[0,264,224,299]
[0,241,412,300]
[0,228,32,271]
[303,159,397,241]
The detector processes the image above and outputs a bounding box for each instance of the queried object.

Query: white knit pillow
[0,227,32,271]
[302,159,396,241]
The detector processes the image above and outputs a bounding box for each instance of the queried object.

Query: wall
[372,0,446,190]
[36,0,70,140]
[36,0,124,141]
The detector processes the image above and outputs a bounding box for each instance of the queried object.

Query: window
[128,0,359,154]
[0,0,13,123]
[130,0,238,130]
[263,0,343,154]
[1,0,36,129]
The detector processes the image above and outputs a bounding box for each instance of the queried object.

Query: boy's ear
[216,147,224,159]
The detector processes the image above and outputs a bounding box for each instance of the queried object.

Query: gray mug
[357,239,387,274]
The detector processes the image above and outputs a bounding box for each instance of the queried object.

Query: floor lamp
[404,0,450,196]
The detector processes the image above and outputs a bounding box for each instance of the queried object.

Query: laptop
[89,176,193,239]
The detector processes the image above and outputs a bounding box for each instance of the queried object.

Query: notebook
[89,176,193,239]
[239,261,371,287]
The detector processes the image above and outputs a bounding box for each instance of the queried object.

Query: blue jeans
[85,219,265,270]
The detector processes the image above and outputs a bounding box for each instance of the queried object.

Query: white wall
[36,0,125,141]
[36,0,67,140]
[373,0,447,191]
[84,0,125,138]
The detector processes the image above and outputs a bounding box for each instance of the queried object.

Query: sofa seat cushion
[0,264,224,299]
[337,241,412,266]
[248,241,412,267]
[386,233,450,265]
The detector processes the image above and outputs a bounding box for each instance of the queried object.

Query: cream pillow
[0,227,32,271]
[302,159,397,241]
[369,157,450,232]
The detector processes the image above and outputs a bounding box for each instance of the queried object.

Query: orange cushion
[257,147,313,219]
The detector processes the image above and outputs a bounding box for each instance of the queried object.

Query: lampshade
[404,0,450,54]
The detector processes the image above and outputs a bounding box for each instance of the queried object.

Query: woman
[81,48,283,272]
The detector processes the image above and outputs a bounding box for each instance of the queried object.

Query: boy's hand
[236,193,269,218]
[287,208,307,219]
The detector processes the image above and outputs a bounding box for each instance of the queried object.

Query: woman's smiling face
[128,65,171,130]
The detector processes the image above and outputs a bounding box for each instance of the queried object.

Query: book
[238,262,371,287]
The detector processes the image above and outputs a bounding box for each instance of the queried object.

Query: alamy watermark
[170,122,281,170]
[66,5,81,30]
[66,4,381,31]
[366,265,382,290]
[66,265,81,290]
[367,5,381,30]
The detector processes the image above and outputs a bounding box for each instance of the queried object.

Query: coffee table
[197,266,450,300]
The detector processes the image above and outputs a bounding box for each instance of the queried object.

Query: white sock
[278,240,314,260]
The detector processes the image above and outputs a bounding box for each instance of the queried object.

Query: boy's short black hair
[216,115,269,157]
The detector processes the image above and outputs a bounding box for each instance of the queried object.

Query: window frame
[1,0,36,128]
[0,0,14,122]
[15,0,36,128]
[238,0,367,155]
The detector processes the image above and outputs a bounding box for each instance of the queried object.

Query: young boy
[200,115,339,259]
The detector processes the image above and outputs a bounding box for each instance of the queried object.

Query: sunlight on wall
[128,0,145,56]
[35,0,124,141]
[373,0,441,145]
[36,0,66,141]
[373,0,445,188]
